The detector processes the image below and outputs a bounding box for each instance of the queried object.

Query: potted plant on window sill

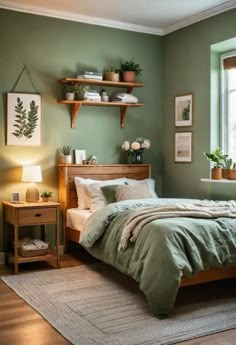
[204,147,227,180]
[120,58,142,83]
[222,157,232,179]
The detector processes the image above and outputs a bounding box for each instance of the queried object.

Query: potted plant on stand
[120,58,142,83]
[204,147,227,180]
[60,145,72,164]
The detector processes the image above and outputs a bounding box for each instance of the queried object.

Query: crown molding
[1,0,236,36]
[0,0,162,36]
[162,0,236,35]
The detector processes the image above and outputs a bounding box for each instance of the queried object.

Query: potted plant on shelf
[204,147,227,180]
[105,66,120,82]
[41,190,53,202]
[75,85,89,100]
[60,145,72,164]
[64,83,77,100]
[120,58,142,82]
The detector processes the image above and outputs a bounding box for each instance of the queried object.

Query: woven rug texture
[2,263,236,345]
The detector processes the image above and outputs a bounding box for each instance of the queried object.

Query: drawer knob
[35,213,42,217]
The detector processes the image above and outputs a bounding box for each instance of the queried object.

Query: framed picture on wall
[175,93,193,127]
[175,132,192,162]
[7,93,41,146]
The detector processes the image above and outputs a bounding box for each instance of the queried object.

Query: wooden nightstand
[3,201,60,274]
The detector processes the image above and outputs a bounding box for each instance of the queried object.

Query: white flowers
[121,137,151,153]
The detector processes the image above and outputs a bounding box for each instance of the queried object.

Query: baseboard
[0,252,5,265]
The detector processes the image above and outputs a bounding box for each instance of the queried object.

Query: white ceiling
[1,0,236,35]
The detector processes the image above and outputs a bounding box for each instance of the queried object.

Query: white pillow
[115,182,153,201]
[124,178,158,198]
[74,177,126,209]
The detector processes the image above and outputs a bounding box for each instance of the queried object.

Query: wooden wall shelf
[58,78,144,128]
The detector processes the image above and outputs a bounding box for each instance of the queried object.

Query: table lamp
[21,165,42,202]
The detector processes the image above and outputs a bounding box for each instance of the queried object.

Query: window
[221,52,236,160]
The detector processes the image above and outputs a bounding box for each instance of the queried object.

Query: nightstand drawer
[18,208,57,225]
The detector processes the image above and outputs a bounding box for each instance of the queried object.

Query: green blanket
[80,198,236,317]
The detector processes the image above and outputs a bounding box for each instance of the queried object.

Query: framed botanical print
[7,93,41,146]
[175,93,193,127]
[175,132,192,162]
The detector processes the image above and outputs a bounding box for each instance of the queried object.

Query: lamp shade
[21,165,42,183]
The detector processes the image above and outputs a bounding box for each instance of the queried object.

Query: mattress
[66,209,91,233]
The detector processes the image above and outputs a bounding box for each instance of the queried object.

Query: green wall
[0,9,162,251]
[162,9,236,200]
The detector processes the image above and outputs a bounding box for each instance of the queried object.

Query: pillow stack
[74,177,158,213]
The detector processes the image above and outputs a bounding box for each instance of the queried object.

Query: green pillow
[101,184,120,203]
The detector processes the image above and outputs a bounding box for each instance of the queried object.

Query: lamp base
[26,183,39,202]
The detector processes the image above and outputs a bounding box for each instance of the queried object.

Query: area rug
[2,263,236,345]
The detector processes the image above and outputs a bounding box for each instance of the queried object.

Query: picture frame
[12,192,20,203]
[75,149,86,164]
[175,132,192,163]
[175,93,193,127]
[7,93,41,146]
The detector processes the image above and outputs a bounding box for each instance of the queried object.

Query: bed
[58,163,236,317]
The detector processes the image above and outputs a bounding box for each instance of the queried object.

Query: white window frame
[220,50,236,156]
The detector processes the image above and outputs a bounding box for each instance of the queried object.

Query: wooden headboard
[58,164,151,212]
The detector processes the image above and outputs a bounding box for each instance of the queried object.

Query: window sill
[201,178,236,183]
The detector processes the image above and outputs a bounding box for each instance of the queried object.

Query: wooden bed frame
[58,163,236,287]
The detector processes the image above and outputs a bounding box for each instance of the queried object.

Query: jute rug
[2,262,236,345]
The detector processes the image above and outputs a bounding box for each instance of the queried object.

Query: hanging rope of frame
[11,65,39,94]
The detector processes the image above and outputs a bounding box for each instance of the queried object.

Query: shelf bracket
[71,103,82,128]
[120,105,128,128]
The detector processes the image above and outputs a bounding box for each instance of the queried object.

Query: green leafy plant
[106,66,120,73]
[75,85,89,100]
[204,147,227,168]
[40,190,53,198]
[223,157,232,169]
[64,83,77,93]
[12,97,39,140]
[60,145,72,155]
[120,58,142,75]
[182,102,190,120]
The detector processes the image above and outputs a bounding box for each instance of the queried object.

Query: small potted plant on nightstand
[41,190,53,202]
[204,147,227,180]
[120,58,142,82]
[60,145,72,164]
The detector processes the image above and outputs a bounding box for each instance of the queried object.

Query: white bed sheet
[66,209,91,233]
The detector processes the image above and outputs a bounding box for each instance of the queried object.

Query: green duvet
[80,198,236,318]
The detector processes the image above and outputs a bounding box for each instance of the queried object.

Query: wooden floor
[0,246,236,345]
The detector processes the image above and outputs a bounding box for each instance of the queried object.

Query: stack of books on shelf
[77,71,103,80]
[84,89,101,102]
